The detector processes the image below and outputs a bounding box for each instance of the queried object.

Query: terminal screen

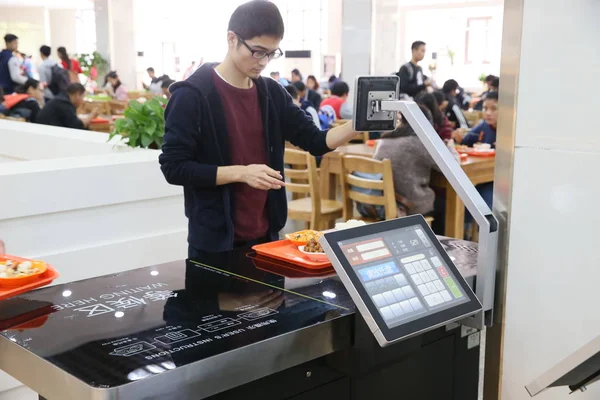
[338,225,469,329]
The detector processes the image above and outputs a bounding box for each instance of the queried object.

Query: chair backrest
[464,111,483,126]
[340,155,396,220]
[284,148,320,214]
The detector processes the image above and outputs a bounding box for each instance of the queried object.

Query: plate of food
[298,238,329,262]
[285,230,322,246]
[0,257,48,287]
[455,144,495,157]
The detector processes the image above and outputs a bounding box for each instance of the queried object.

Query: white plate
[298,246,329,262]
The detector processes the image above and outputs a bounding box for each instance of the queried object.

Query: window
[465,17,491,64]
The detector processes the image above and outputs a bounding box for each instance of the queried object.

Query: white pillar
[49,9,78,53]
[341,0,371,105]
[491,0,600,399]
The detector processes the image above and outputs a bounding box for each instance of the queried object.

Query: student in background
[270,71,289,86]
[292,80,321,110]
[415,92,452,142]
[320,80,352,120]
[396,40,431,99]
[474,75,498,111]
[57,47,82,83]
[306,75,322,95]
[454,91,498,148]
[291,68,302,83]
[0,34,27,94]
[38,45,59,102]
[285,85,320,128]
[162,79,175,99]
[143,67,162,92]
[2,79,43,122]
[104,71,128,101]
[37,83,98,130]
[442,79,469,129]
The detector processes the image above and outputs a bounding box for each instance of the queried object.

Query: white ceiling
[0,0,93,9]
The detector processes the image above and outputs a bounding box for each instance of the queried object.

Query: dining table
[319,142,495,239]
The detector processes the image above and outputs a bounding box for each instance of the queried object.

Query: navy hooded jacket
[159,63,331,252]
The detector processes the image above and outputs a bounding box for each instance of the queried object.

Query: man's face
[28,84,43,102]
[413,45,426,62]
[229,32,281,80]
[291,73,300,83]
[148,71,155,79]
[483,99,498,127]
[71,92,85,108]
[7,39,18,52]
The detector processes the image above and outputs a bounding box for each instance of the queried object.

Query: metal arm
[380,100,498,328]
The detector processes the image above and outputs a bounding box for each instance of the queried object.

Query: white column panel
[49,9,77,52]
[341,0,371,103]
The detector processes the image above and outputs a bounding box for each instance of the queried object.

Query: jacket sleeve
[280,85,331,157]
[398,64,425,97]
[159,87,218,187]
[62,107,86,130]
[461,122,484,147]
[8,57,27,85]
[340,101,353,119]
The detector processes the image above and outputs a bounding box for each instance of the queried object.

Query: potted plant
[77,51,109,80]
[109,97,168,149]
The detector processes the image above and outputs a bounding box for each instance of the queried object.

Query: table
[320,142,495,239]
[0,240,481,400]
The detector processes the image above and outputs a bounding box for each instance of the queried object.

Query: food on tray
[455,144,469,152]
[303,238,325,253]
[335,219,367,231]
[0,260,44,279]
[285,230,322,245]
[473,143,492,151]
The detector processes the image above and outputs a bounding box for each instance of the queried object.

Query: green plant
[109,97,168,149]
[478,73,487,83]
[76,51,109,78]
[447,46,455,66]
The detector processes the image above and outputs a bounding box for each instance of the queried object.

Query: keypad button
[409,297,423,311]
[419,271,431,283]
[414,262,424,272]
[392,288,406,302]
[430,292,444,305]
[427,270,438,281]
[390,302,404,317]
[418,284,430,296]
[383,291,396,305]
[433,279,445,292]
[411,274,423,285]
[373,294,387,308]
[424,294,438,307]
[385,277,396,286]
[380,306,395,320]
[431,256,442,267]
[437,267,449,277]
[401,286,416,299]
[420,260,433,270]
[399,300,414,314]
[440,290,452,302]
[405,264,416,274]
[426,282,438,294]
[394,274,408,286]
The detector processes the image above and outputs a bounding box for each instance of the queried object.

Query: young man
[320,81,352,120]
[38,45,59,102]
[159,1,359,257]
[0,34,27,94]
[37,83,97,129]
[454,91,498,148]
[1,78,43,122]
[397,40,431,99]
[290,68,302,83]
[269,71,289,86]
[161,79,175,99]
[143,67,161,91]
[284,85,320,128]
[292,80,321,111]
[442,79,469,129]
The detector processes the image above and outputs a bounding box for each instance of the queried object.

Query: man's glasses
[236,35,283,60]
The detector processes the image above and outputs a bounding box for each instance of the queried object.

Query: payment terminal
[320,216,482,347]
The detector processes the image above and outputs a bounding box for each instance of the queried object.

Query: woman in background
[415,92,452,142]
[104,71,128,101]
[306,75,322,95]
[57,47,82,83]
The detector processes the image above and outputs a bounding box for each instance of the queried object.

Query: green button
[444,277,464,298]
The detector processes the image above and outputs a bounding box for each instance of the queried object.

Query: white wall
[49,9,77,51]
[498,0,600,399]
[341,0,371,103]
[0,6,48,63]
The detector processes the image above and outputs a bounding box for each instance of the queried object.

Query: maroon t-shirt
[212,69,269,241]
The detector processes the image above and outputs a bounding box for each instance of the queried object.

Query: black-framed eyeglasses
[236,35,283,60]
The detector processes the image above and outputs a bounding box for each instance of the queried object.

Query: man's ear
[226,31,237,48]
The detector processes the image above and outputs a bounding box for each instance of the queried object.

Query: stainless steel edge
[381,99,498,328]
[0,317,352,400]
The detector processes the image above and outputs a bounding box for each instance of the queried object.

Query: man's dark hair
[442,79,459,94]
[292,80,306,92]
[270,71,279,77]
[24,79,40,93]
[415,92,443,127]
[147,67,155,73]
[228,0,285,40]
[432,90,445,106]
[161,79,175,89]
[411,41,426,51]
[331,81,350,97]
[328,75,337,83]
[490,77,499,90]
[4,34,17,45]
[484,91,498,101]
[40,45,51,57]
[66,83,86,95]
[284,85,299,100]
[485,74,497,84]
[291,68,301,79]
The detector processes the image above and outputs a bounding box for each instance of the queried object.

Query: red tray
[0,265,59,301]
[252,240,331,269]
[456,147,496,157]
[248,253,335,278]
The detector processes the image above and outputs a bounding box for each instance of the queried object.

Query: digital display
[338,224,469,329]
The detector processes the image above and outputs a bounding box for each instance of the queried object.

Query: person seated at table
[284,85,320,128]
[415,92,453,142]
[473,75,498,111]
[453,91,498,148]
[320,80,352,120]
[306,75,323,95]
[104,71,128,101]
[356,107,441,221]
[37,83,98,130]
[161,79,175,99]
[292,80,321,110]
[1,78,43,122]
[442,79,470,130]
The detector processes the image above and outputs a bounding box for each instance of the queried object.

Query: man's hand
[240,164,285,191]
[0,239,5,255]
[452,128,467,143]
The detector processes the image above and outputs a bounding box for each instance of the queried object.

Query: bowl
[473,143,492,151]
[298,246,329,262]
[0,259,48,287]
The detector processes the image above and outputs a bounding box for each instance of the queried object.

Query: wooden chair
[464,111,483,126]
[285,149,343,230]
[340,155,434,225]
[109,100,128,115]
